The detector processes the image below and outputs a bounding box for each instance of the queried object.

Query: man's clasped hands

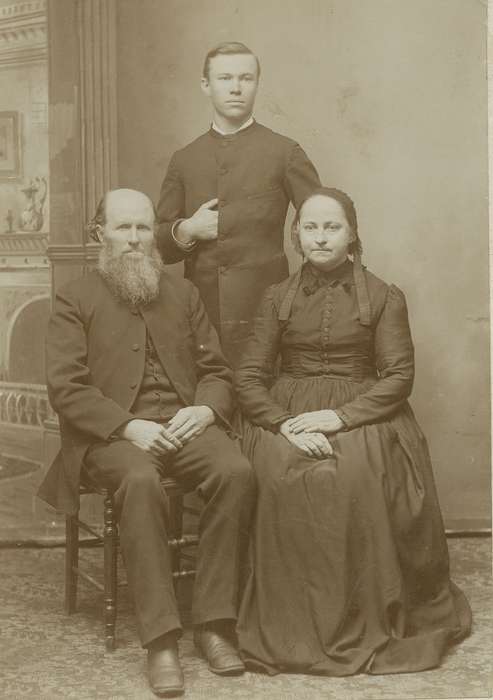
[120,406,345,460]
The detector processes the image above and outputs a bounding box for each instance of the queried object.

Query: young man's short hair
[203,42,261,80]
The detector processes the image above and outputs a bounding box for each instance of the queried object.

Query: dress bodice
[280,261,376,381]
[235,260,415,432]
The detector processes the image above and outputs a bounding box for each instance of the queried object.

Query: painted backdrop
[116,0,490,529]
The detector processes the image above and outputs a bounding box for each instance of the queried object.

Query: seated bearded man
[39,188,256,698]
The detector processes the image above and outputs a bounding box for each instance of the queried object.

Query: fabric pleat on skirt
[236,375,472,676]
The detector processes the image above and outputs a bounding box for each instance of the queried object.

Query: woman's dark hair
[291,187,362,257]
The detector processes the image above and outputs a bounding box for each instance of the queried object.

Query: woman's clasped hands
[287,409,345,435]
[279,409,345,458]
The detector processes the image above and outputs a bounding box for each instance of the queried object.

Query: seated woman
[234,187,471,676]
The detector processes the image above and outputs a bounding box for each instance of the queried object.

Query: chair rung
[76,520,104,541]
[172,569,195,579]
[168,535,199,549]
[73,530,196,551]
[73,566,104,592]
[79,485,104,496]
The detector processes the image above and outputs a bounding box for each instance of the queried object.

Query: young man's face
[201,53,259,126]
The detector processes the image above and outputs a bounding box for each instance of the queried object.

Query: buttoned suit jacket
[38,270,234,516]
[156,121,321,362]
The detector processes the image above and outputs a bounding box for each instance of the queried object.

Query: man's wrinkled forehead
[105,190,156,225]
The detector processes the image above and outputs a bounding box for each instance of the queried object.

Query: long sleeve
[234,288,292,431]
[283,143,321,208]
[156,153,188,264]
[46,287,134,440]
[190,284,234,427]
[336,285,415,429]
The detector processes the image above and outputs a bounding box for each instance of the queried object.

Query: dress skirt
[236,374,472,676]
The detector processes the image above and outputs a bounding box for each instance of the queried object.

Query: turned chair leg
[103,491,117,651]
[169,491,184,576]
[65,514,79,614]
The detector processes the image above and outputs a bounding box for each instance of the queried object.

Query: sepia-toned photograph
[0,1,490,699]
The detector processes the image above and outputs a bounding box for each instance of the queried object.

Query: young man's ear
[201,77,210,96]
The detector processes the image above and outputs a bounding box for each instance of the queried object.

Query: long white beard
[97,241,165,307]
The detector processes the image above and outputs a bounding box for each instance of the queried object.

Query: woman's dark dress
[235,259,471,676]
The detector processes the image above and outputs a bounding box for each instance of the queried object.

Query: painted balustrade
[0,382,54,426]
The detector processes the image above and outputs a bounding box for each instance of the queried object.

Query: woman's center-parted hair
[202,41,261,80]
[291,187,362,257]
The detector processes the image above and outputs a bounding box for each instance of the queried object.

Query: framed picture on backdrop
[0,111,22,180]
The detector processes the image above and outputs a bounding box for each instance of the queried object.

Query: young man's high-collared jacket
[38,270,234,515]
[157,121,320,363]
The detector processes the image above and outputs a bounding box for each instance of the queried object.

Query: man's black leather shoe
[194,624,245,676]
[147,643,184,697]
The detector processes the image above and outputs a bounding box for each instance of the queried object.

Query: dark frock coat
[156,120,320,362]
[38,271,234,516]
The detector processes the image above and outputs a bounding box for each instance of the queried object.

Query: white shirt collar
[211,115,254,136]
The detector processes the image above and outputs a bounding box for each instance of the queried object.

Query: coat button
[131,344,140,351]
[219,167,228,175]
[198,344,206,351]
[131,308,139,315]
[219,266,227,274]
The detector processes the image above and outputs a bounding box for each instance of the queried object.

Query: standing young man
[157,42,320,364]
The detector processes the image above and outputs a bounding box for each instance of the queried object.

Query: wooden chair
[65,476,199,650]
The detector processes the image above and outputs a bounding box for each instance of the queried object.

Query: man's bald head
[87,188,157,242]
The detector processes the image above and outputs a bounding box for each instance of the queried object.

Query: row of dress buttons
[321,289,334,345]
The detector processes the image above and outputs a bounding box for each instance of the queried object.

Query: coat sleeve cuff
[98,409,136,441]
[171,219,197,251]
[201,403,233,433]
[261,411,293,433]
[333,408,352,430]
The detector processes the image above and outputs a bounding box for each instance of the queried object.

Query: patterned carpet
[0,538,491,700]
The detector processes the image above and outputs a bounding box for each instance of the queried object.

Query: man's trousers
[85,425,255,647]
